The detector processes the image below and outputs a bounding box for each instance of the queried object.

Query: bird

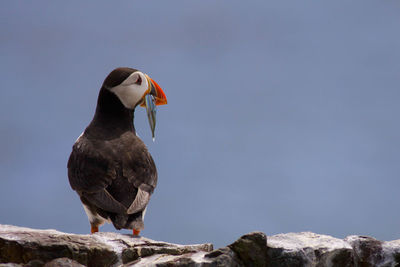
[67,67,167,236]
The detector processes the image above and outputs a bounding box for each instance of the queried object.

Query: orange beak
[140,74,167,107]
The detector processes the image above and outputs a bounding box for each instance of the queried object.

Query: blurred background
[1,1,399,248]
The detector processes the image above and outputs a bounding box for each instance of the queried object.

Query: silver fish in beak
[145,94,157,141]
[140,74,167,141]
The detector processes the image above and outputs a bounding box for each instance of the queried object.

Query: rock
[0,225,212,267]
[44,258,85,267]
[204,247,241,266]
[345,235,400,267]
[1,224,400,266]
[228,231,268,266]
[129,232,268,266]
[267,232,354,267]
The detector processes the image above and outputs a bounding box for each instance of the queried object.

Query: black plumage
[67,68,159,234]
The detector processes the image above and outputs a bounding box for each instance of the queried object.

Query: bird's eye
[135,75,142,85]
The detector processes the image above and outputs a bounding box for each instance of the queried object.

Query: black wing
[68,136,127,214]
[67,133,157,216]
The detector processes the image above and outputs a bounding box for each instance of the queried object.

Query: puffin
[67,67,167,236]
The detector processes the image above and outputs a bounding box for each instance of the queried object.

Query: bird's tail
[111,214,128,230]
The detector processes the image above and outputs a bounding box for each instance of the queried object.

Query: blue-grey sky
[1,1,399,248]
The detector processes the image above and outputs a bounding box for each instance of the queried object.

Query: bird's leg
[133,229,140,236]
[91,225,99,234]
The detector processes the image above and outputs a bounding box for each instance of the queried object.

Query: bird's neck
[88,87,136,137]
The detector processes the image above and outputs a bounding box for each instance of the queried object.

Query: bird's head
[102,67,167,139]
[103,67,167,109]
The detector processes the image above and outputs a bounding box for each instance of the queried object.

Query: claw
[133,229,140,236]
[91,226,99,234]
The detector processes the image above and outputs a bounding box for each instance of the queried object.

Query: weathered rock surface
[1,224,400,266]
[0,225,211,267]
[267,232,400,267]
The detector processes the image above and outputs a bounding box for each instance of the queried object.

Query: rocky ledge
[0,225,399,266]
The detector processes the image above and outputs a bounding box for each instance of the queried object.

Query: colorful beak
[140,74,167,107]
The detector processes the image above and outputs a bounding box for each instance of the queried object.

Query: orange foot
[133,229,140,236]
[91,226,99,234]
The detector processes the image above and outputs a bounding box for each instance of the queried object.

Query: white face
[109,71,149,109]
